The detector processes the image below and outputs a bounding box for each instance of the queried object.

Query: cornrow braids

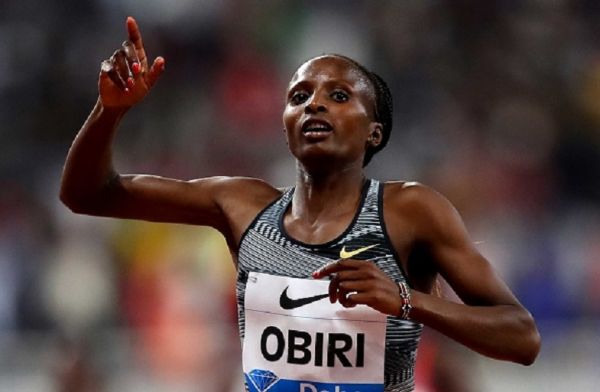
[326,54,394,166]
[365,71,393,166]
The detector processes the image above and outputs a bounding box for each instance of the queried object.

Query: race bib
[243,272,387,392]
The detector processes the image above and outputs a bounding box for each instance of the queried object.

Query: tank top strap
[337,179,381,244]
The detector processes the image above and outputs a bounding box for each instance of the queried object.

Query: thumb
[146,56,165,88]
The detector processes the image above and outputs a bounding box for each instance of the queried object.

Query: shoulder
[189,176,284,248]
[191,175,282,207]
[192,176,281,194]
[383,180,450,211]
[382,181,463,239]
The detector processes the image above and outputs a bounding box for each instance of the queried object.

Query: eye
[290,91,309,105]
[331,90,349,102]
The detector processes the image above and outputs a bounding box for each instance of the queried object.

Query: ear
[368,122,383,148]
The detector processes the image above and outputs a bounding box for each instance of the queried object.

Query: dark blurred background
[1,0,599,391]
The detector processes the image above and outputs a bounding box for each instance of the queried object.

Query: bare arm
[60,16,166,215]
[401,184,540,365]
[314,183,540,365]
[60,97,228,228]
[60,17,279,244]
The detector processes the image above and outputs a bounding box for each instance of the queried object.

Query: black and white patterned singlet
[236,179,423,392]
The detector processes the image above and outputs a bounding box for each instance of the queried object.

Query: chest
[237,180,407,282]
[282,209,357,246]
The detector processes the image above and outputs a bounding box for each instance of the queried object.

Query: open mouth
[302,119,333,138]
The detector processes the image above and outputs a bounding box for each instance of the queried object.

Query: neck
[291,160,366,224]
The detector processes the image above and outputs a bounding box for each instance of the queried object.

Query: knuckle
[372,290,383,302]
[114,49,126,60]
[100,60,112,73]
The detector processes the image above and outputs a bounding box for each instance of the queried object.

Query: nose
[304,92,327,114]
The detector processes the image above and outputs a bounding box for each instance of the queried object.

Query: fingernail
[131,62,141,74]
[124,87,130,93]
[126,77,135,89]
[312,271,319,278]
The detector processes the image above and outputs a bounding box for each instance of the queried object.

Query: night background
[1,1,599,390]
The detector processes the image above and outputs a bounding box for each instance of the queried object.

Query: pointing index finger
[312,259,361,279]
[126,16,147,66]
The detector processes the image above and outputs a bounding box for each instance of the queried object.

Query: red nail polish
[131,62,141,74]
[127,77,135,89]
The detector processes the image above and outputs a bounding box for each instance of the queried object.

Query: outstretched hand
[98,17,165,109]
[313,259,403,316]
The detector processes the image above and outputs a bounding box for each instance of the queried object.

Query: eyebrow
[287,78,355,97]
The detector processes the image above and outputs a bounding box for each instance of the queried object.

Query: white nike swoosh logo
[339,244,378,259]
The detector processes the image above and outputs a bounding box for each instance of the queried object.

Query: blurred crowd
[1,0,599,391]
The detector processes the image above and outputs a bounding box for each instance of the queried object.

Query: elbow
[59,189,90,214]
[517,339,540,366]
[515,310,542,366]
[59,173,85,213]
[59,185,78,212]
[519,329,541,366]
[59,173,118,215]
[59,185,104,215]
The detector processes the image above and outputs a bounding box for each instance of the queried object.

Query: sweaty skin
[60,17,540,366]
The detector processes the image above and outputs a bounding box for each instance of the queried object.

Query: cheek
[282,106,298,146]
[282,105,298,130]
[339,108,372,139]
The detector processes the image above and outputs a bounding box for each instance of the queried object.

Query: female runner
[60,17,540,392]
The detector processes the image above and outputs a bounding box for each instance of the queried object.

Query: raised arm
[60,16,166,215]
[60,17,280,244]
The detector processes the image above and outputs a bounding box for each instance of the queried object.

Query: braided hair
[325,54,394,167]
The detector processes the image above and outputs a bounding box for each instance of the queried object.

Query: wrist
[96,97,130,118]
[397,281,412,320]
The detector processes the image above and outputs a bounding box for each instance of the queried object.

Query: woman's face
[283,56,378,169]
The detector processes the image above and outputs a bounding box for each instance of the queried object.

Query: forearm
[60,98,127,211]
[409,290,540,365]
